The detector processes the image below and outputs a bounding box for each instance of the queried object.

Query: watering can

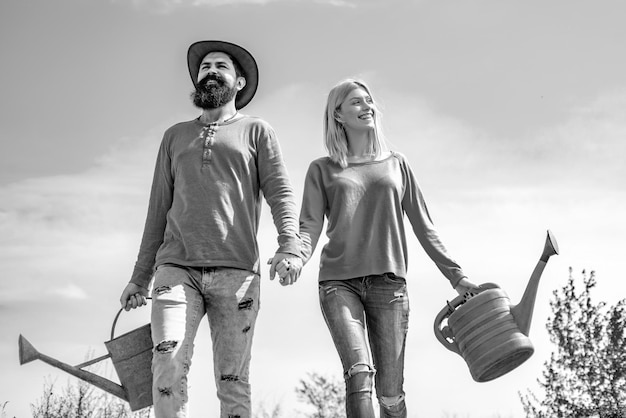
[19,307,153,411]
[434,230,559,382]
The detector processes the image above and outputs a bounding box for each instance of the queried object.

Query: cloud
[50,283,89,300]
[378,85,626,193]
[117,0,358,13]
[0,129,164,304]
[528,89,626,189]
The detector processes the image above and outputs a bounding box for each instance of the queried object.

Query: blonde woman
[292,79,478,418]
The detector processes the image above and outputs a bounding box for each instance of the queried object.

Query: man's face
[192,52,246,110]
[197,52,244,89]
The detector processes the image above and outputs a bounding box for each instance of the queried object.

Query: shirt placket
[201,123,219,169]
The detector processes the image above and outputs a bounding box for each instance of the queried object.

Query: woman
[287,79,478,418]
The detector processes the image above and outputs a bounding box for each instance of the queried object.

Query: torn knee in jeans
[155,340,178,354]
[379,393,405,409]
[344,362,375,396]
[345,362,376,379]
[221,374,240,382]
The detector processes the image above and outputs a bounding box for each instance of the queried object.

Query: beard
[191,74,238,109]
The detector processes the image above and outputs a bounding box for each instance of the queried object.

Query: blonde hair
[324,79,387,168]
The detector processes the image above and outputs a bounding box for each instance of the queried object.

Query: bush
[520,268,626,417]
[296,372,345,418]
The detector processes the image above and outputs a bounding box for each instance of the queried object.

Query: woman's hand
[454,277,481,296]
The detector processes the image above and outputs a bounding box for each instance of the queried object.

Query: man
[119,40,302,418]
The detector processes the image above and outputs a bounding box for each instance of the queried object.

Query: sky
[1,0,625,417]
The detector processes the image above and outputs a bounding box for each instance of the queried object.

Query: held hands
[120,283,149,311]
[268,252,303,286]
[454,277,481,297]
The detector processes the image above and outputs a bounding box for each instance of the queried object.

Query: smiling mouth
[200,76,224,87]
[359,113,373,120]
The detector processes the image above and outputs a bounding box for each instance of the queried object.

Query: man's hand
[120,283,149,311]
[269,252,303,286]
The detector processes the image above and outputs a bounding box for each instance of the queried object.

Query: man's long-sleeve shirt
[130,115,300,289]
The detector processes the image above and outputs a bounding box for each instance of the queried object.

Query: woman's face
[336,87,376,133]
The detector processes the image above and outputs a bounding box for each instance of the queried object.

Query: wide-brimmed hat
[187,40,258,110]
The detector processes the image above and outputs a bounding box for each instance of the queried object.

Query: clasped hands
[269,252,303,286]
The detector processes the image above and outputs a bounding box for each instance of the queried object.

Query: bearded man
[119,40,302,418]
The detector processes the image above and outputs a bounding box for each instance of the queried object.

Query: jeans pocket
[318,280,341,293]
[155,262,181,272]
[383,273,406,285]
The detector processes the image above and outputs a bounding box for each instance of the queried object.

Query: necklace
[221,112,239,123]
[199,111,239,125]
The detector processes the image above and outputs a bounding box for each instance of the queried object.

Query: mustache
[198,73,226,87]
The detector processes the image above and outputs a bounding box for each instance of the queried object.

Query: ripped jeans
[150,264,260,418]
[319,274,409,418]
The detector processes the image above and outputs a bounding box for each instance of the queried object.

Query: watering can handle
[433,283,500,355]
[110,298,152,341]
[433,294,465,355]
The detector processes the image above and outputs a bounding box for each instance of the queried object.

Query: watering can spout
[511,230,559,336]
[18,334,128,401]
[18,334,38,365]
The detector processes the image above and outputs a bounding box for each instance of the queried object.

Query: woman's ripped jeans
[319,274,409,418]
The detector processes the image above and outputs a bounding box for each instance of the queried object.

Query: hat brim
[187,40,258,110]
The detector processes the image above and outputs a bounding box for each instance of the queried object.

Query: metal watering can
[434,230,559,382]
[19,307,153,411]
